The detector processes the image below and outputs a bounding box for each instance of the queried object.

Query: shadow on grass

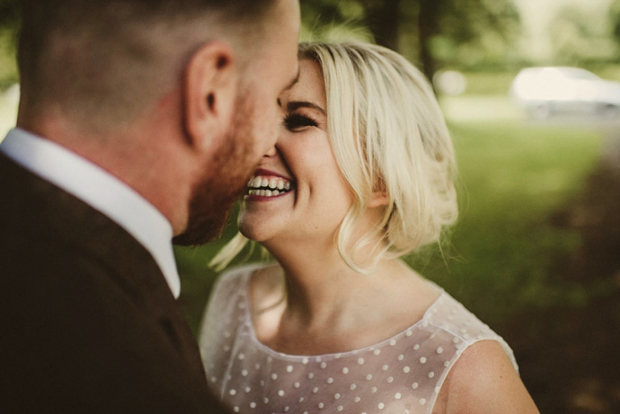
[500,151,620,413]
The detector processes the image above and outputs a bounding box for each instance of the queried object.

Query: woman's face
[238,59,354,247]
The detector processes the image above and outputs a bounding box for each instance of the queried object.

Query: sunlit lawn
[0,93,605,332]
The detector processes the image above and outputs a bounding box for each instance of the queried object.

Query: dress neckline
[239,264,447,362]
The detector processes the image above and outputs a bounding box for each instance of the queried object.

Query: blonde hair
[211,41,458,272]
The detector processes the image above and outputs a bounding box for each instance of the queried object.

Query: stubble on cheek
[173,90,262,246]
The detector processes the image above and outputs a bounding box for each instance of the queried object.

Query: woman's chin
[238,222,270,244]
[238,210,287,243]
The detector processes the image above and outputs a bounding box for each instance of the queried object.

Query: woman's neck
[251,238,439,355]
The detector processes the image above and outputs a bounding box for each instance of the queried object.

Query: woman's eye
[284,113,318,131]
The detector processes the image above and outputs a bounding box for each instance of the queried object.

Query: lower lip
[244,190,293,202]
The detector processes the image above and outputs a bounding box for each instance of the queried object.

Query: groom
[0,0,299,412]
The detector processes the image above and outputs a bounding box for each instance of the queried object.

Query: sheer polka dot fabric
[199,264,517,414]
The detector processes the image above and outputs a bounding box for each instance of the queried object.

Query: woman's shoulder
[424,290,518,371]
[432,337,539,414]
[413,291,539,413]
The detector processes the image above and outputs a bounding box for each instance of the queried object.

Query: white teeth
[247,175,294,196]
[246,187,286,198]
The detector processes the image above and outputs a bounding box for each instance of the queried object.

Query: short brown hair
[18,0,278,129]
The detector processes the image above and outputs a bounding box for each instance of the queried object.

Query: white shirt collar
[0,128,181,298]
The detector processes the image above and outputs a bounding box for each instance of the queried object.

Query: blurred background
[2,1,620,412]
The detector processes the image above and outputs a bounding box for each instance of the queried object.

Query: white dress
[199,264,518,414]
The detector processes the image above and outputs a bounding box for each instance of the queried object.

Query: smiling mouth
[246,175,294,197]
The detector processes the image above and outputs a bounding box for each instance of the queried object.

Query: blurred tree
[0,0,520,79]
[610,0,620,59]
[0,0,19,88]
[432,0,520,70]
[358,0,400,51]
[0,0,19,30]
[551,5,616,65]
[299,0,372,42]
[302,0,520,80]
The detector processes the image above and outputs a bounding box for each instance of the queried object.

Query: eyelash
[283,113,318,131]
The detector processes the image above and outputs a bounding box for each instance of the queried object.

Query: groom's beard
[173,88,260,246]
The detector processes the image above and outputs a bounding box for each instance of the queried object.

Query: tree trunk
[418,0,442,81]
[361,0,441,83]
[360,0,401,51]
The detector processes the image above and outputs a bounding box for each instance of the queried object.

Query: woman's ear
[368,178,389,208]
[183,40,238,153]
[368,190,389,208]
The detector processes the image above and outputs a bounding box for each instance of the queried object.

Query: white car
[510,67,620,119]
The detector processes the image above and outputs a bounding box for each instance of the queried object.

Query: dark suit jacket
[0,153,228,413]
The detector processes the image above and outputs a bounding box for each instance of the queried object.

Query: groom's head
[17,0,300,243]
[17,0,297,129]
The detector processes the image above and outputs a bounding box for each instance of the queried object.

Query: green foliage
[0,28,18,90]
[595,63,620,81]
[611,0,620,52]
[550,5,617,64]
[299,0,372,43]
[0,0,19,30]
[431,0,521,65]
[300,0,365,29]
[0,0,19,90]
[299,0,521,73]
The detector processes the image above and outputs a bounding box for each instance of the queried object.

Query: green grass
[410,118,603,324]
[401,96,605,323]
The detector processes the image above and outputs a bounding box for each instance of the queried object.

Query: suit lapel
[0,154,205,378]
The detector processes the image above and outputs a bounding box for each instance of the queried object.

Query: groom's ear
[183,41,238,154]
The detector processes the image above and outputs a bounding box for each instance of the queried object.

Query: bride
[199,41,539,414]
